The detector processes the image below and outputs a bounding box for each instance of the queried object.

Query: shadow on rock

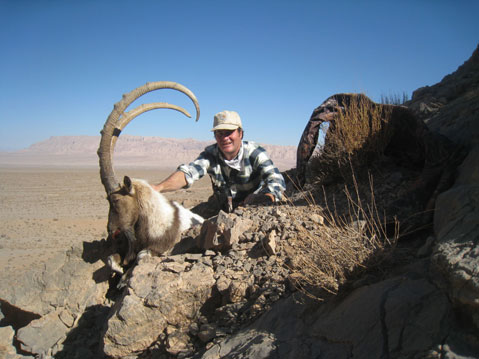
[82,238,120,285]
[54,304,110,359]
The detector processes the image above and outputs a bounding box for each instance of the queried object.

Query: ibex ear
[123,176,133,193]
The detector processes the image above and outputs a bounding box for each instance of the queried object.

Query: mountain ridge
[0,135,297,170]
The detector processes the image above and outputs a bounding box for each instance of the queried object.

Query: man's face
[215,128,242,160]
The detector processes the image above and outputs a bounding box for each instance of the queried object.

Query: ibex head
[106,175,138,240]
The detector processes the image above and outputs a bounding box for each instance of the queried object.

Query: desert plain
[0,166,213,283]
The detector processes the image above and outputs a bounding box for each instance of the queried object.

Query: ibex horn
[98,81,200,195]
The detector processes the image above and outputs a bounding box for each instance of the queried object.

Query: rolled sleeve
[254,148,286,201]
[177,152,211,188]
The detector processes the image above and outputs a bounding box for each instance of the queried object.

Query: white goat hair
[107,176,204,274]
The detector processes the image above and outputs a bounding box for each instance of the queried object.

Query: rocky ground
[0,162,430,358]
[1,144,478,358]
[3,154,443,358]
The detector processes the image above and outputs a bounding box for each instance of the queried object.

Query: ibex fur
[107,176,203,274]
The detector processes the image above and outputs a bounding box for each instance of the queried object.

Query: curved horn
[98,81,200,195]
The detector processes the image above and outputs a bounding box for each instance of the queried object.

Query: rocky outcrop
[407,45,479,148]
[102,206,294,358]
[103,255,216,357]
[432,148,479,326]
[203,273,456,359]
[0,242,109,357]
[404,44,479,333]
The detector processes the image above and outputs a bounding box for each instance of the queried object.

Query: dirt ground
[0,167,212,281]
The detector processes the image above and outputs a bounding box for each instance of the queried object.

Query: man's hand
[242,193,275,206]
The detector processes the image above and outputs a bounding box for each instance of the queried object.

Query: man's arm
[151,170,187,192]
[256,152,286,202]
[241,144,286,205]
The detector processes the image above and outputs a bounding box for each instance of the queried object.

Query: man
[152,110,286,216]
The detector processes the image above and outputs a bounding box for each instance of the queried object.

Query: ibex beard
[107,176,204,274]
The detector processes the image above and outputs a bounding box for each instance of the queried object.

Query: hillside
[0,135,296,170]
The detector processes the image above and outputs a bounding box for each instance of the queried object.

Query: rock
[0,242,109,357]
[0,243,108,318]
[198,323,217,343]
[17,308,69,356]
[432,147,479,328]
[201,330,277,359]
[216,275,231,295]
[416,236,436,257]
[102,256,216,357]
[166,330,191,356]
[408,45,479,148]
[202,274,452,358]
[309,213,324,225]
[198,211,253,251]
[227,279,250,303]
[263,230,277,256]
[0,326,16,358]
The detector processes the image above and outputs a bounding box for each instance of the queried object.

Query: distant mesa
[0,135,296,170]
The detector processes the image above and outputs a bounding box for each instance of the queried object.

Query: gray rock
[0,244,108,317]
[0,326,16,358]
[17,308,69,355]
[0,243,109,357]
[197,323,217,343]
[197,211,253,251]
[202,275,451,358]
[408,45,479,148]
[102,256,215,357]
[432,147,479,328]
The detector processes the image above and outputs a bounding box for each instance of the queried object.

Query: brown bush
[285,175,398,300]
[309,94,394,184]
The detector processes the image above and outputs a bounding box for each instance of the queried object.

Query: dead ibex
[98,81,204,273]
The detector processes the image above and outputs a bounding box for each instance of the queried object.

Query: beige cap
[211,110,242,131]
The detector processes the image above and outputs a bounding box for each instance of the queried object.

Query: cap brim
[211,124,240,131]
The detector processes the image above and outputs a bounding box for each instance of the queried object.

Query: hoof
[137,249,152,261]
[108,255,124,274]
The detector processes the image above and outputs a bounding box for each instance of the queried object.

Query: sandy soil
[0,167,212,281]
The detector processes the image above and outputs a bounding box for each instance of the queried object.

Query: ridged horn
[98,81,200,195]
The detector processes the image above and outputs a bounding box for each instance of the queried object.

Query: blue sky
[1,0,478,151]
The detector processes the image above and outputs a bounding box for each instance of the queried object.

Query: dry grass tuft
[285,173,398,301]
[380,92,409,105]
[309,94,394,184]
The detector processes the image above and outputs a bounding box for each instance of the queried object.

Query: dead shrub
[309,94,394,184]
[285,173,398,301]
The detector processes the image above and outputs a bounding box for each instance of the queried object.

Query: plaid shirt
[178,141,285,203]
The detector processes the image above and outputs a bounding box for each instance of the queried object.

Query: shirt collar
[221,142,244,171]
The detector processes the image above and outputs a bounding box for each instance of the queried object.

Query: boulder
[197,211,253,251]
[0,242,109,357]
[408,45,479,148]
[432,147,479,328]
[102,254,216,357]
[407,45,479,331]
[0,326,17,359]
